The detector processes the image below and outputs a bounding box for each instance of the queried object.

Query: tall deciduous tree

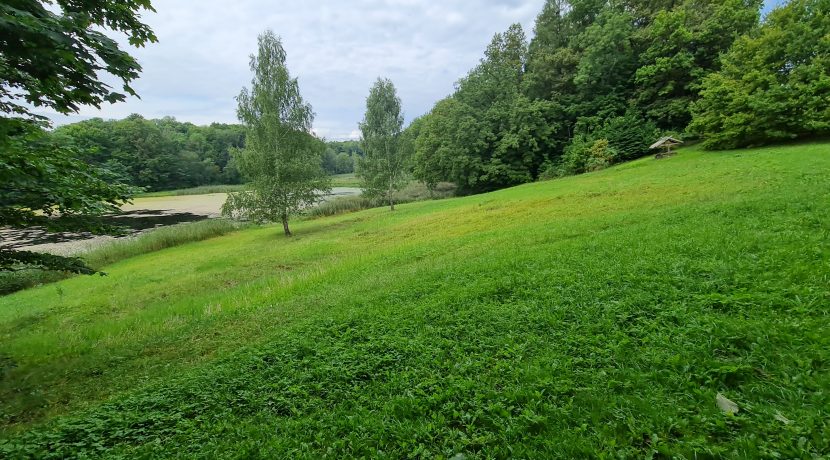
[412,97,489,192]
[358,78,408,211]
[0,0,155,274]
[222,30,329,236]
[413,24,537,192]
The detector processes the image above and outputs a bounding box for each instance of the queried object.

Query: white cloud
[38,0,545,139]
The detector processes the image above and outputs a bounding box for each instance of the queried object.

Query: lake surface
[1,187,361,255]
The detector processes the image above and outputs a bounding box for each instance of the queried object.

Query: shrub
[536,160,558,181]
[585,139,617,171]
[561,137,618,175]
[600,113,659,161]
[551,112,659,180]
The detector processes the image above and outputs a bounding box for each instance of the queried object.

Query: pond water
[1,187,361,255]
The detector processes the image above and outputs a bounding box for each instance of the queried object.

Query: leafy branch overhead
[0,0,157,118]
[0,1,155,274]
[0,118,137,273]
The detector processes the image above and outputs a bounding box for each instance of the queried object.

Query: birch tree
[223,30,329,236]
[358,78,409,211]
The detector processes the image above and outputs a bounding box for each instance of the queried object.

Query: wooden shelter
[650,136,683,158]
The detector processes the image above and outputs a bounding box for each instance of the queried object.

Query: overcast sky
[39,0,785,140]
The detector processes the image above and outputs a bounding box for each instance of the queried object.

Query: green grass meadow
[331,173,362,187]
[1,144,828,457]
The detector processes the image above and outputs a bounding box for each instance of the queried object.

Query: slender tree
[222,30,329,236]
[358,78,408,210]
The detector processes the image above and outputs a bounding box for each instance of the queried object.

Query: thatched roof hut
[650,136,683,150]
[650,136,683,158]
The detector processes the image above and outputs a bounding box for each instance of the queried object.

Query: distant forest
[51,116,361,191]
[323,141,361,175]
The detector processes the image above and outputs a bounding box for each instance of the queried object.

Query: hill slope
[1,144,829,457]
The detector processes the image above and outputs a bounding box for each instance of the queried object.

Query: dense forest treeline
[52,115,246,191]
[323,141,361,174]
[408,0,830,193]
[47,0,828,195]
[50,116,360,191]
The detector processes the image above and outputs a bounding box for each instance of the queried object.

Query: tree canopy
[690,0,830,149]
[409,0,765,192]
[51,117,362,189]
[322,140,359,175]
[52,116,247,190]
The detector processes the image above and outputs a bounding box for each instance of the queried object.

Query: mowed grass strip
[330,173,362,187]
[137,184,246,197]
[0,143,828,458]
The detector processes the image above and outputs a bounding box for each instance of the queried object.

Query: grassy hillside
[1,143,828,458]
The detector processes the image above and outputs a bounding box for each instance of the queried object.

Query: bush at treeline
[409,0,830,193]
